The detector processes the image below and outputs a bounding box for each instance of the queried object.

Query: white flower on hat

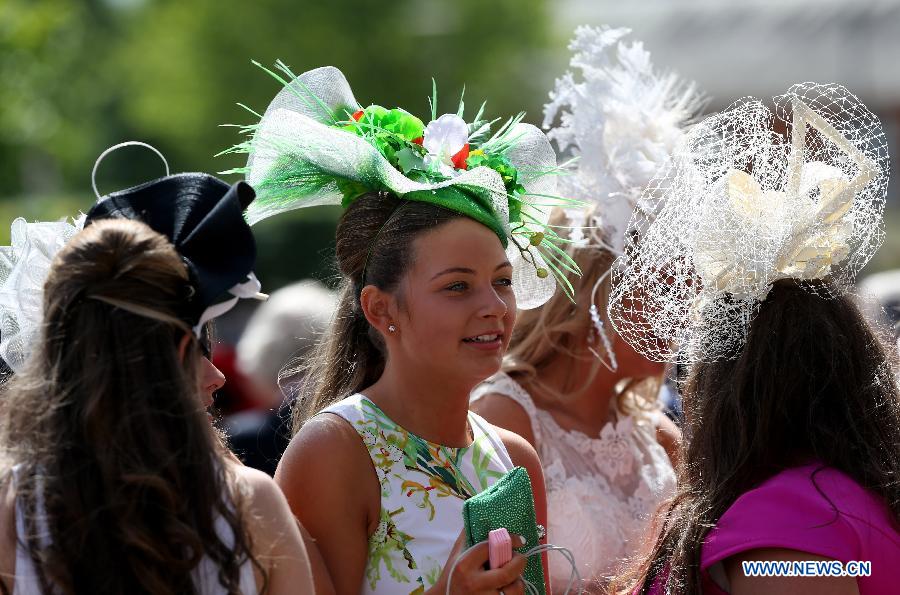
[423,113,469,178]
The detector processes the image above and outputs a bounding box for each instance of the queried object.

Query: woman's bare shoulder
[274,412,380,535]
[471,392,537,448]
[276,413,373,484]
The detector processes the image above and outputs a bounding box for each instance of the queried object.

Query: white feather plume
[543,25,705,252]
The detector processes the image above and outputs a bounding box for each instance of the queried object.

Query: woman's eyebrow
[431,267,475,280]
[430,261,512,280]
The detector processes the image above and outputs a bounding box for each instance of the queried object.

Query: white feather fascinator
[543,25,705,253]
[542,25,704,369]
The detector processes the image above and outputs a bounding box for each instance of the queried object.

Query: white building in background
[555,0,900,109]
[553,0,900,191]
[553,0,900,280]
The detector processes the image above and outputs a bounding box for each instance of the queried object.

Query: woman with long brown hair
[0,168,315,594]
[609,84,900,594]
[224,63,575,594]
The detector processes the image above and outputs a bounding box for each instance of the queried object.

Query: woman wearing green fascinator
[225,62,580,594]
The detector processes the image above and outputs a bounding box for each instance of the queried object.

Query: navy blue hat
[86,173,261,329]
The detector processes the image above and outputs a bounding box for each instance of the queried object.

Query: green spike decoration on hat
[220,61,582,308]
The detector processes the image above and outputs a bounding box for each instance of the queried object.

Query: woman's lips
[462,332,504,351]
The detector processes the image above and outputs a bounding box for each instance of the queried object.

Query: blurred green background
[2,0,899,292]
[0,0,561,288]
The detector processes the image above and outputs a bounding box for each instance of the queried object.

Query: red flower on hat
[451,143,470,170]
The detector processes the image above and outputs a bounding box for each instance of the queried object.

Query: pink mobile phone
[488,527,513,569]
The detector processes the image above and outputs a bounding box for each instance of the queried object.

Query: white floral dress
[322,394,515,595]
[471,373,676,593]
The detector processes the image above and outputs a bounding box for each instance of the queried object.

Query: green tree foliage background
[3,0,899,286]
[0,0,560,288]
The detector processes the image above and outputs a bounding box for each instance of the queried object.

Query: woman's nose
[202,357,226,394]
[479,285,509,318]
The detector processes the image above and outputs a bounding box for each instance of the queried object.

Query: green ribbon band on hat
[380,185,508,248]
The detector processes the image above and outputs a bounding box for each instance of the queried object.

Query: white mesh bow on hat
[608,82,889,363]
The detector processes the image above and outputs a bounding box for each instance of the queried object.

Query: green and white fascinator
[222,62,582,308]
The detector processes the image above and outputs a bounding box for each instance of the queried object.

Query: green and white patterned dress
[321,393,515,594]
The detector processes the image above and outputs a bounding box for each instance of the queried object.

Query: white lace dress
[471,372,676,593]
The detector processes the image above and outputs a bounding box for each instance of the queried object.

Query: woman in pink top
[628,281,900,595]
[607,83,900,594]
[698,463,899,594]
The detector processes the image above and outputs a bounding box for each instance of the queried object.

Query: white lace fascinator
[542,26,704,368]
[608,82,889,363]
[0,215,86,372]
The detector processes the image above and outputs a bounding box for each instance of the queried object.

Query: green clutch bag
[462,466,546,594]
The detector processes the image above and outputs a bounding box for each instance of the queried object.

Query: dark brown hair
[624,278,900,594]
[0,219,261,595]
[286,192,464,431]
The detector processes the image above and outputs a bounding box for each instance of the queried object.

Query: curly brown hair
[0,219,263,595]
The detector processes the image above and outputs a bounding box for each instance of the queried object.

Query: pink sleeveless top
[644,463,899,594]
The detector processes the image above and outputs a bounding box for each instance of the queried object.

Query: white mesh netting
[607,82,889,363]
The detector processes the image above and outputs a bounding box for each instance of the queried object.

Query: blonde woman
[471,220,679,593]
[471,26,702,592]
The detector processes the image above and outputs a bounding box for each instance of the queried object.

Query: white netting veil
[607,82,889,363]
